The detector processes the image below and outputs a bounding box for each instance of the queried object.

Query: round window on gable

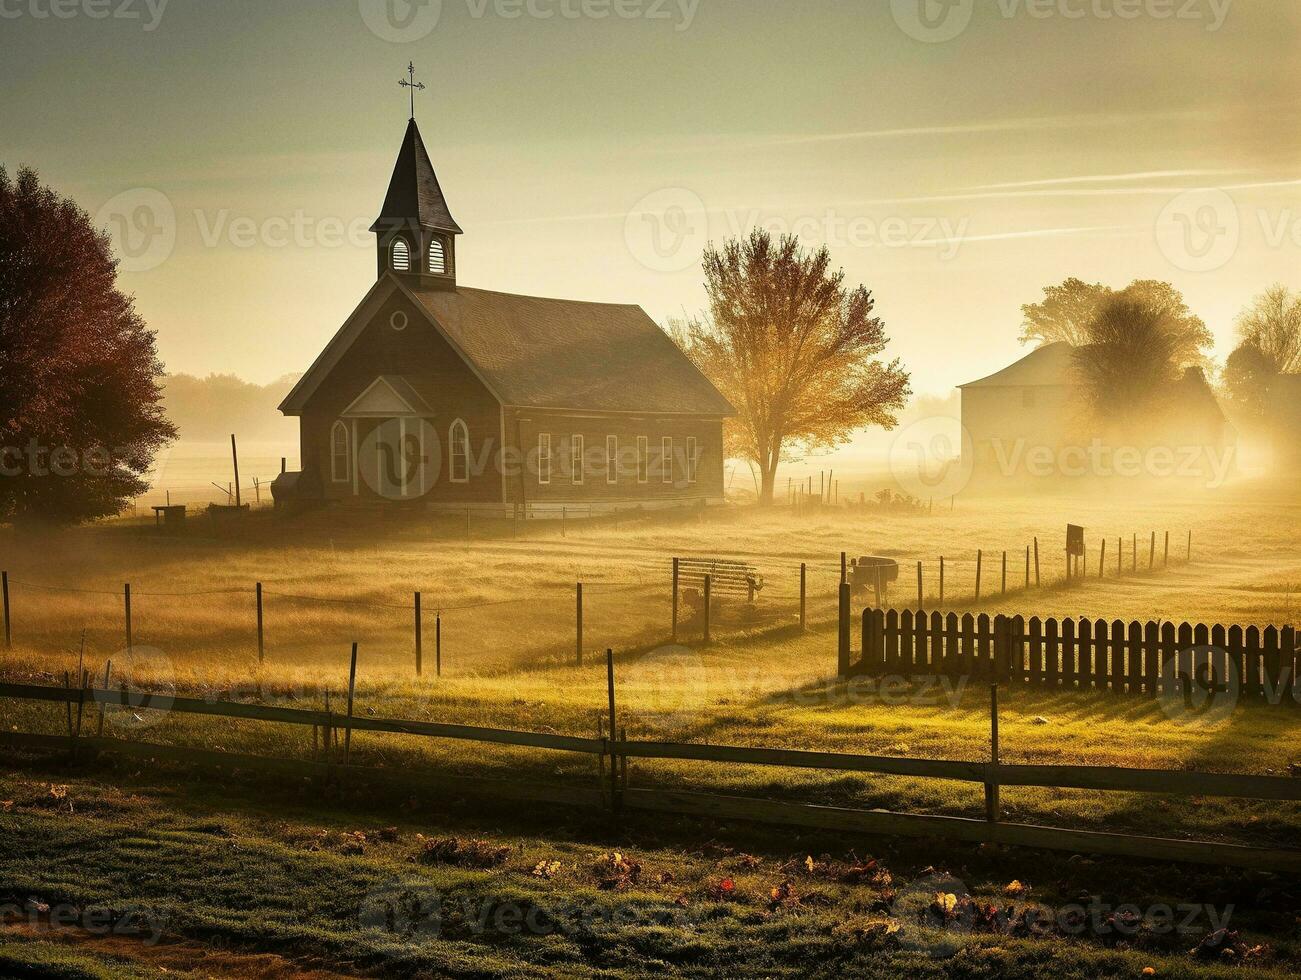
[391,237,411,272]
[390,311,409,332]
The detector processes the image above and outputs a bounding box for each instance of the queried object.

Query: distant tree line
[161,372,301,442]
[1020,276,1300,434]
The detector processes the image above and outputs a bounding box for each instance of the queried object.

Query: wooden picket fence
[841,606,1299,703]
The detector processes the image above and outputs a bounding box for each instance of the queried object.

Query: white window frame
[686,436,698,484]
[637,436,649,485]
[391,237,411,272]
[538,433,551,485]
[661,436,674,485]
[606,436,618,485]
[571,435,585,485]
[449,419,469,483]
[330,421,350,483]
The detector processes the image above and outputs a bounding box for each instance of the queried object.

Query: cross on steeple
[399,62,425,120]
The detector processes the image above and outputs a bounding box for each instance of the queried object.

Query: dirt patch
[2,922,363,979]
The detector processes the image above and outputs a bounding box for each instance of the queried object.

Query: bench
[675,558,764,603]
[151,505,186,529]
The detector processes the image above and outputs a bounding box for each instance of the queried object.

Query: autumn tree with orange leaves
[672,230,909,505]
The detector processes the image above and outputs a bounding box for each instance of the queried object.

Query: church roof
[407,284,735,415]
[370,118,462,235]
[959,342,1075,388]
[278,276,736,417]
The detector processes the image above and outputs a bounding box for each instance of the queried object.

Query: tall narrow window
[661,437,674,485]
[330,421,350,483]
[686,436,698,484]
[428,238,447,274]
[391,237,411,272]
[606,436,618,485]
[538,434,551,485]
[571,435,585,485]
[449,420,469,483]
[637,436,649,484]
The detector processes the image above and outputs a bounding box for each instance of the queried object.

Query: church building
[276,110,733,513]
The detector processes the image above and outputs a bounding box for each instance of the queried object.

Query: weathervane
[399,62,425,120]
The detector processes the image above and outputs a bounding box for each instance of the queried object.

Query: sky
[2,0,1299,403]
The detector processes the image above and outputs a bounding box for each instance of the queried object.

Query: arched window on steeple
[428,237,447,275]
[391,237,411,272]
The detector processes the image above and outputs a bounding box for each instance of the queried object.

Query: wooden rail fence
[3,667,1300,872]
[840,602,1299,703]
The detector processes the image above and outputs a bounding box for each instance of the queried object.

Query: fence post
[124,583,132,649]
[96,660,111,737]
[975,550,982,602]
[344,642,358,762]
[799,563,807,631]
[985,682,1000,823]
[1024,546,1030,588]
[917,561,923,609]
[837,582,851,676]
[1149,532,1156,570]
[939,557,945,607]
[703,574,712,644]
[2,571,9,649]
[1001,551,1007,596]
[840,552,847,585]
[1099,539,1106,579]
[561,506,567,538]
[1033,537,1040,586]
[606,649,620,819]
[256,582,264,663]
[576,583,584,667]
[671,558,679,642]
[1187,530,1192,562]
[414,592,423,677]
[436,614,442,677]
[1164,531,1170,567]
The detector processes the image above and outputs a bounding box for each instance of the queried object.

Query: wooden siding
[299,292,503,505]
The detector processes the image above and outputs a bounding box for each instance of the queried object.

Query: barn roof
[278,275,735,417]
[959,342,1076,389]
[369,118,462,235]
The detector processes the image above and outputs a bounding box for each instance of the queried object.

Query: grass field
[1,484,1299,976]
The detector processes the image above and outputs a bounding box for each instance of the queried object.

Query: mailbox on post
[850,556,899,605]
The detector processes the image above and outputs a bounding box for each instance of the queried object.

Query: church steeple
[370,115,461,288]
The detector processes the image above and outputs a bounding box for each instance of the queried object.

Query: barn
[959,342,1237,487]
[276,117,734,512]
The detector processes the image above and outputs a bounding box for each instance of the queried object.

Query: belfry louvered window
[391,238,411,272]
[429,238,447,274]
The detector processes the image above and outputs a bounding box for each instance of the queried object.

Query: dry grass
[1,483,1298,848]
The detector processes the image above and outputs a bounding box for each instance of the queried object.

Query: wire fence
[0,526,1196,681]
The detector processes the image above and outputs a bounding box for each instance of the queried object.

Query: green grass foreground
[0,759,1297,979]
